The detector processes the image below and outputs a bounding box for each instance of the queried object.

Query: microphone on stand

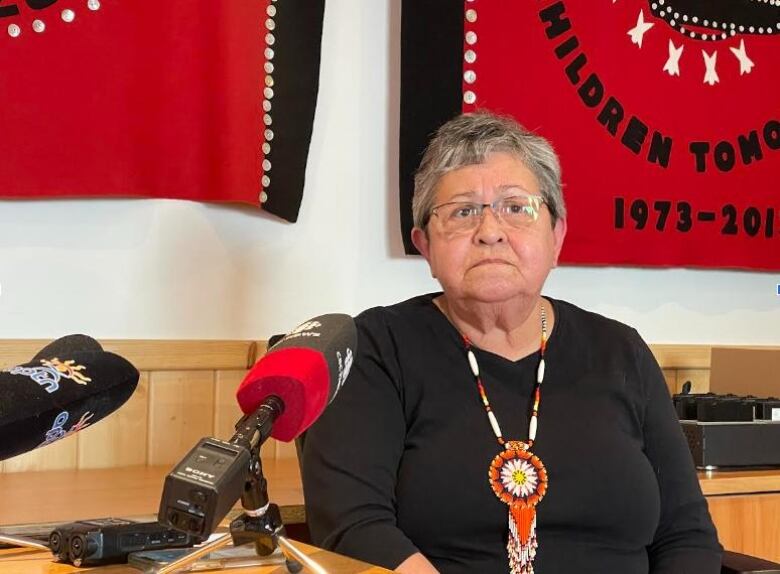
[158,313,357,537]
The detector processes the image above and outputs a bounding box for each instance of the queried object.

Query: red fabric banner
[401,1,779,270]
[0,1,323,222]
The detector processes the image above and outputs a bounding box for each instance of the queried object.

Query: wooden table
[698,468,780,563]
[698,468,780,496]
[0,543,391,573]
[2,462,779,568]
[0,459,304,528]
[0,459,392,572]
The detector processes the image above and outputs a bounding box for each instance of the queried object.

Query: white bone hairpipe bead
[537,359,546,384]
[467,349,480,376]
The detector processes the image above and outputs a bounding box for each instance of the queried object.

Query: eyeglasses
[429,195,545,232]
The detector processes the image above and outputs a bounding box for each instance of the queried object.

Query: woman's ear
[411,227,431,262]
[551,217,567,267]
[411,227,437,278]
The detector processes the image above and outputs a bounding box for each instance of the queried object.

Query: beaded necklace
[462,303,548,574]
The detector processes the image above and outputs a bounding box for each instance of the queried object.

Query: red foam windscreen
[236,347,330,442]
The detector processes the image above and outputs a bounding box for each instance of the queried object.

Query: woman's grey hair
[412,111,566,230]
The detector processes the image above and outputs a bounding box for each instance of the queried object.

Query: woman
[301,112,721,573]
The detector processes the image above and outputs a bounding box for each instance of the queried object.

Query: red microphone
[158,315,356,540]
[236,314,357,442]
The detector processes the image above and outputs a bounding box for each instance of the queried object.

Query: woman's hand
[396,552,440,573]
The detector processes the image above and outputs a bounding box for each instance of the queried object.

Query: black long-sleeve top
[302,294,722,573]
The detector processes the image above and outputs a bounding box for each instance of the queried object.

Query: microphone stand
[158,418,322,574]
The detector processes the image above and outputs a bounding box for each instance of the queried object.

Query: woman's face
[411,152,567,305]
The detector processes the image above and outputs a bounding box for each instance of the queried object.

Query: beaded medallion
[463,303,548,574]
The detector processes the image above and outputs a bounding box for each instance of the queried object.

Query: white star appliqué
[702,50,719,86]
[729,39,754,75]
[628,9,654,48]
[662,40,684,76]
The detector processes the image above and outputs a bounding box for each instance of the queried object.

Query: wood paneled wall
[1,340,776,474]
[652,344,713,395]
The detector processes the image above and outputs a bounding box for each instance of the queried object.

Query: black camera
[158,437,252,539]
[49,517,197,567]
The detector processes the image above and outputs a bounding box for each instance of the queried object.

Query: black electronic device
[674,392,780,423]
[681,420,780,469]
[49,518,197,567]
[159,393,283,540]
[159,437,254,540]
[157,398,301,572]
[755,398,780,421]
[675,391,780,469]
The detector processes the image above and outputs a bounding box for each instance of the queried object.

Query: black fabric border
[399,0,464,254]
[262,0,325,223]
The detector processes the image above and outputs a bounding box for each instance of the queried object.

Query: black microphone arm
[157,395,314,574]
[229,395,284,452]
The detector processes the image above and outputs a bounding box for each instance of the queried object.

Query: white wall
[0,1,778,344]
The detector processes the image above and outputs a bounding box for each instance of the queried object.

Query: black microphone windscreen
[32,334,104,362]
[0,351,139,461]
